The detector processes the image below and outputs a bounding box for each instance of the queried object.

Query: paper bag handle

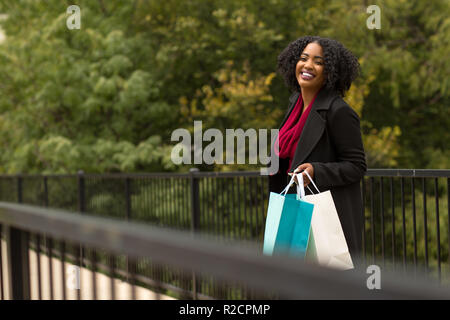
[294,169,320,194]
[280,173,305,199]
[296,173,305,199]
[280,174,296,196]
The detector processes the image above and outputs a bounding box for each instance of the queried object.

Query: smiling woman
[269,36,366,263]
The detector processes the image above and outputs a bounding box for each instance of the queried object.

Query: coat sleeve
[311,103,367,188]
[268,157,289,194]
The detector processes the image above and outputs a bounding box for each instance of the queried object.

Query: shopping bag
[263,174,314,258]
[302,171,354,270]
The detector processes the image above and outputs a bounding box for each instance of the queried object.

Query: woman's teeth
[301,72,314,80]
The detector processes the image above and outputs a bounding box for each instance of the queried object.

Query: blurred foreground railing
[0,169,449,296]
[1,202,450,300]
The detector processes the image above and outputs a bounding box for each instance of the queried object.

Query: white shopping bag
[300,171,354,270]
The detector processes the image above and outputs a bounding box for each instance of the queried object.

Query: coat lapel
[288,87,339,172]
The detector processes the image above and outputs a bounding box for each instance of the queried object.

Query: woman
[269,36,367,260]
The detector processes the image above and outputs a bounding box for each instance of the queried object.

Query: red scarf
[275,91,319,172]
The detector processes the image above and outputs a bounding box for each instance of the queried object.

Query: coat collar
[284,86,340,172]
[280,86,339,130]
[288,86,339,110]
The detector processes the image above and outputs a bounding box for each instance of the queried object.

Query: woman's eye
[299,57,307,61]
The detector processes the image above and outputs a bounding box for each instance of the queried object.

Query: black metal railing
[0,169,449,297]
[362,169,450,284]
[1,202,450,300]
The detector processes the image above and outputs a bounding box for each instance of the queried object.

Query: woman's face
[295,42,325,92]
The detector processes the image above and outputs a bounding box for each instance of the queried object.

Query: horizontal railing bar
[0,173,189,179]
[1,202,449,299]
[0,169,448,179]
[82,173,190,179]
[366,169,450,178]
[0,171,262,179]
[189,171,262,178]
[0,174,76,179]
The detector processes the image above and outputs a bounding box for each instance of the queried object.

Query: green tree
[0,0,448,173]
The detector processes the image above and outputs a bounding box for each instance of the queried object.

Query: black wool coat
[268,86,367,259]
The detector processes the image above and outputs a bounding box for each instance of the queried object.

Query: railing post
[17,175,22,204]
[77,170,85,273]
[189,168,200,299]
[43,176,49,207]
[6,175,30,299]
[190,168,200,232]
[77,170,86,213]
[125,177,132,221]
[125,177,131,282]
[6,226,30,300]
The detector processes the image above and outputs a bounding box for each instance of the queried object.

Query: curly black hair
[277,36,360,97]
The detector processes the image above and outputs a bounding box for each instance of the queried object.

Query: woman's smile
[300,71,315,80]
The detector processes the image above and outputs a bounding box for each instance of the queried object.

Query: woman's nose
[304,59,314,69]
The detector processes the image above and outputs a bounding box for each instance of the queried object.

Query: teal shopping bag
[263,174,314,257]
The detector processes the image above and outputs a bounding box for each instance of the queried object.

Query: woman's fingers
[293,163,314,187]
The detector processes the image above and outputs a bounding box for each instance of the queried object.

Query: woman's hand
[288,163,314,187]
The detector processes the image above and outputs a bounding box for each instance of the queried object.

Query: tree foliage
[0,0,448,173]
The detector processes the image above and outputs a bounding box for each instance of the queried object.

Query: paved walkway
[1,240,174,300]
